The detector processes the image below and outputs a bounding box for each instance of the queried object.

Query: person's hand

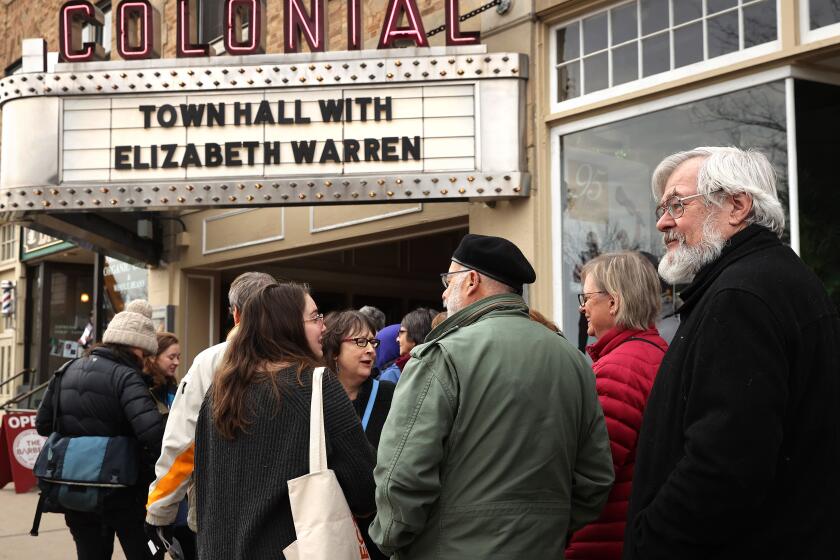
[144,522,174,559]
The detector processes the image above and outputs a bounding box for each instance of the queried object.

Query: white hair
[651,146,785,237]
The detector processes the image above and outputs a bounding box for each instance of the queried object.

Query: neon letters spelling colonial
[59,0,481,62]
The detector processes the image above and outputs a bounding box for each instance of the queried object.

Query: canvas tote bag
[283,367,370,560]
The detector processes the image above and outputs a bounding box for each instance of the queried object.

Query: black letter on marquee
[381,137,399,161]
[157,105,178,127]
[205,143,223,167]
[343,139,360,162]
[264,142,281,165]
[253,101,275,125]
[291,140,317,163]
[207,104,225,126]
[374,97,392,121]
[133,145,149,169]
[319,139,341,163]
[319,99,344,122]
[277,101,294,124]
[356,97,372,121]
[180,104,205,127]
[181,143,202,167]
[234,102,252,125]
[115,146,132,169]
[161,144,179,168]
[225,142,243,166]
[364,138,380,161]
[243,141,260,165]
[403,136,421,160]
[139,105,156,128]
[295,100,311,124]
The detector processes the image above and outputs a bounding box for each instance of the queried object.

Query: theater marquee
[0,46,528,216]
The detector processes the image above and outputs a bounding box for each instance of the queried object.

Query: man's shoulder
[714,243,824,301]
[191,341,228,367]
[182,341,228,384]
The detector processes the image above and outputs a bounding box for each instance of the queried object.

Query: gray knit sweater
[195,366,376,560]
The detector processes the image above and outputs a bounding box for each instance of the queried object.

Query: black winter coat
[624,225,840,560]
[36,346,165,508]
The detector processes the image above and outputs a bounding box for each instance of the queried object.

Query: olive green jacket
[370,294,614,559]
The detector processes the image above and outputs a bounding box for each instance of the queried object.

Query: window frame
[548,0,782,114]
[547,64,821,329]
[800,0,840,43]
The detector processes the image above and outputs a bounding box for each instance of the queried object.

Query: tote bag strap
[308,367,328,474]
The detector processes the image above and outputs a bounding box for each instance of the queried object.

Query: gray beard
[658,214,726,285]
[444,277,466,315]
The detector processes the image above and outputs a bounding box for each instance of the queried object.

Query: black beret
[452,234,536,292]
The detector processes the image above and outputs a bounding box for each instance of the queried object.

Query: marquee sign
[58,0,480,63]
[0,46,528,217]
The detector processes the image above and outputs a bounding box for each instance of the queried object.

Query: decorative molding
[202,207,285,254]
[309,203,422,233]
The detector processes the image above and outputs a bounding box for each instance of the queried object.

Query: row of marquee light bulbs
[0,176,524,210]
[0,55,520,100]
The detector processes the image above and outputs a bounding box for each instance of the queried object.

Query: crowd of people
[33,146,839,560]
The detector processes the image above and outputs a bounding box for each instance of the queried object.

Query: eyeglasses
[577,291,607,306]
[655,190,721,220]
[304,313,325,325]
[440,269,472,289]
[342,337,381,348]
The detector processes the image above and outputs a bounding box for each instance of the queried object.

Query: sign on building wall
[0,47,528,215]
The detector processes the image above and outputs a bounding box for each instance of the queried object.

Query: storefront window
[27,264,94,386]
[102,257,149,326]
[552,0,778,104]
[558,81,788,349]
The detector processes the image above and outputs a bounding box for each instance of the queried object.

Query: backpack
[30,359,140,536]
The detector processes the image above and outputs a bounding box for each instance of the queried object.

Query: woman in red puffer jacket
[566,252,668,560]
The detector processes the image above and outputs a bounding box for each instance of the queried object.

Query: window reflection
[102,257,149,326]
[559,82,788,348]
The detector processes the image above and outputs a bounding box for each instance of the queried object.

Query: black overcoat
[624,225,840,560]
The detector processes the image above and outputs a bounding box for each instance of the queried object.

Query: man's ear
[466,271,481,295]
[729,192,753,226]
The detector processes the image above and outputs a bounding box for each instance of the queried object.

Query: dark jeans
[65,506,153,560]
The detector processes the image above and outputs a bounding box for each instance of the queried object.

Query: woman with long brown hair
[143,332,180,415]
[194,283,376,560]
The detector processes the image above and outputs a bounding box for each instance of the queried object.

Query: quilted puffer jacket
[566,326,667,560]
[36,345,165,508]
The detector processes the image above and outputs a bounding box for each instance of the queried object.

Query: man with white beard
[623,147,840,560]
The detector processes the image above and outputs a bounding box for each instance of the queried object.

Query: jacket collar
[586,326,643,362]
[90,345,142,370]
[678,224,781,317]
[417,293,527,355]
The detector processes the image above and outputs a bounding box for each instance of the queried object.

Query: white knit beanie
[102,299,158,355]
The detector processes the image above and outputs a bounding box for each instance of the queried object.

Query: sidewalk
[0,487,126,559]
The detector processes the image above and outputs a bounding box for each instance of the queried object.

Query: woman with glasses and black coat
[322,310,396,560]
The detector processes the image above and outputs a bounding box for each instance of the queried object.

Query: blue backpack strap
[361,379,379,432]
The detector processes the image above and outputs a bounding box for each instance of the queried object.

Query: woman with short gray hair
[566,252,668,560]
